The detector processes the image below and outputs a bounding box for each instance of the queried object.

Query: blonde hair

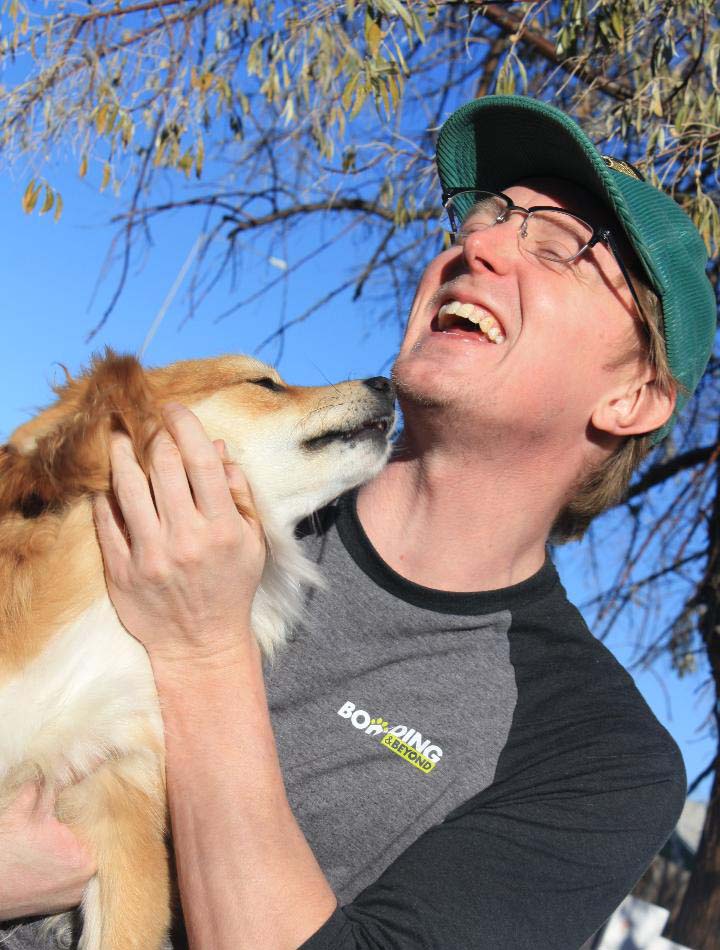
[551,275,678,543]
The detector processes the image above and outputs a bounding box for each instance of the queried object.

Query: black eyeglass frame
[442,187,645,323]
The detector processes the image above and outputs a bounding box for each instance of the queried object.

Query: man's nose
[460,215,524,275]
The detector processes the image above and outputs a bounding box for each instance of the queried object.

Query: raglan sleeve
[297,613,687,950]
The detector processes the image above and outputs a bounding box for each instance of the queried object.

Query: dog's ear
[0,350,162,516]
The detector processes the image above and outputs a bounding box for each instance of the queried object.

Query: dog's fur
[0,350,394,950]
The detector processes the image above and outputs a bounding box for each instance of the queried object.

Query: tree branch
[625,445,719,501]
[223,199,436,237]
[473,2,634,101]
[687,755,718,798]
[474,32,506,98]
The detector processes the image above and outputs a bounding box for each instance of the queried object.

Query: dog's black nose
[363,376,393,394]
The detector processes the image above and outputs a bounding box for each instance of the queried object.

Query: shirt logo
[337,700,443,774]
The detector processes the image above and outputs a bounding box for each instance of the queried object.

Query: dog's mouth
[303,414,393,451]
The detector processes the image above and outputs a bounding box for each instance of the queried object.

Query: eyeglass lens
[443,190,594,264]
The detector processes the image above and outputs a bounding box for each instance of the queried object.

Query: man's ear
[591,376,676,439]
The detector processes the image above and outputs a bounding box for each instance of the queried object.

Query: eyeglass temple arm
[602,229,646,322]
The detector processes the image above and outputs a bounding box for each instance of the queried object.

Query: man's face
[392,178,647,451]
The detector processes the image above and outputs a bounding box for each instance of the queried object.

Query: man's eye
[250,377,284,392]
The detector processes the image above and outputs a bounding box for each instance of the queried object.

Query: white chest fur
[0,596,163,792]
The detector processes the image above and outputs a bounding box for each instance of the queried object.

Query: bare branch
[223,200,437,237]
[625,444,719,502]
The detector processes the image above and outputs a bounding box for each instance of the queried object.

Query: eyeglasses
[441,188,645,322]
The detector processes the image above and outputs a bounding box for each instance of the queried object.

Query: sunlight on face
[391,177,649,451]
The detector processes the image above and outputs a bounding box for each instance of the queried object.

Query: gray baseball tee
[275,491,686,948]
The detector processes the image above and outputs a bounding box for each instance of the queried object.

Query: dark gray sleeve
[298,733,684,949]
[298,597,687,949]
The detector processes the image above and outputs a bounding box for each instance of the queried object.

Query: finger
[162,403,236,520]
[147,427,196,526]
[109,433,159,549]
[93,492,131,579]
[213,439,227,460]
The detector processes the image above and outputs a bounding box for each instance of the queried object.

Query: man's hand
[0,783,96,922]
[94,403,266,666]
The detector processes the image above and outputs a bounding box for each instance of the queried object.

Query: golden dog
[0,350,395,949]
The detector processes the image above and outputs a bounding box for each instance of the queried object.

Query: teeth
[437,300,505,344]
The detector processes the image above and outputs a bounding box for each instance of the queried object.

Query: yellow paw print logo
[365,716,390,737]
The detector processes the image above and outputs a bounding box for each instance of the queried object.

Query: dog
[0,350,395,950]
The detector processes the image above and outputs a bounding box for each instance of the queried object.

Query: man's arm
[151,644,338,950]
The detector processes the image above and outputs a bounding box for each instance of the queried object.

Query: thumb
[5,781,55,825]
[212,442,262,537]
[223,460,258,525]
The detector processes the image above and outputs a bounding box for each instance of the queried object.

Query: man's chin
[392,348,476,410]
[391,359,452,411]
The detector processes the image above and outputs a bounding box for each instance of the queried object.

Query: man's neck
[355,432,571,593]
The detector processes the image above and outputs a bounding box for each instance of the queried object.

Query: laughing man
[1,96,716,949]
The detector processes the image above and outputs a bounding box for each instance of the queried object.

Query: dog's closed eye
[250,377,284,392]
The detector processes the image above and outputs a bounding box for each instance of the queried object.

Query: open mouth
[431,299,506,344]
[303,415,393,451]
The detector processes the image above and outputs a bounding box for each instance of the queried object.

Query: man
[0,96,715,949]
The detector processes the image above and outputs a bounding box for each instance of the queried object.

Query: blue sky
[1,155,714,802]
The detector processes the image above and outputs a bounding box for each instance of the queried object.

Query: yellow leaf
[53,192,63,222]
[336,105,346,138]
[334,50,351,81]
[195,137,204,178]
[22,178,40,214]
[385,0,412,29]
[392,37,409,75]
[106,105,118,132]
[651,83,663,118]
[79,154,88,178]
[121,117,135,147]
[281,94,296,125]
[409,9,425,44]
[366,15,382,59]
[178,150,193,178]
[496,61,516,96]
[100,162,111,192]
[39,184,54,215]
[341,73,360,110]
[387,73,399,110]
[95,104,108,135]
[380,79,390,117]
[350,83,367,120]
